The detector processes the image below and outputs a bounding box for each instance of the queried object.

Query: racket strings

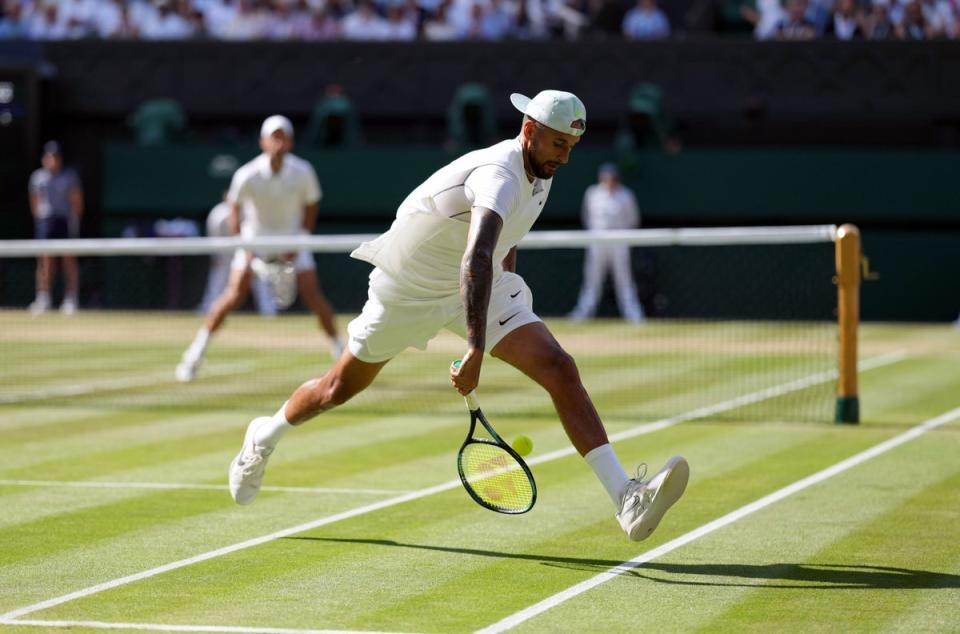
[253,258,298,309]
[460,442,533,512]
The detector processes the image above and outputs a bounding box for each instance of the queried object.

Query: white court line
[0,480,409,496]
[0,363,257,405]
[476,402,960,634]
[0,619,415,634]
[0,351,907,622]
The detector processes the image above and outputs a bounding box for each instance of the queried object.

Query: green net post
[835,396,860,424]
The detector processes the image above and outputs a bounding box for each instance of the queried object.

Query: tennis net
[0,224,853,423]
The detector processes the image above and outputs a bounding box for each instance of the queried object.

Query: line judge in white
[568,162,645,323]
[176,115,344,382]
[227,92,689,541]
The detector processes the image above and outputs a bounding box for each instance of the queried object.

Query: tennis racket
[452,359,537,514]
[250,255,297,310]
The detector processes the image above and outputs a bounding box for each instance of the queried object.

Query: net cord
[0,225,838,258]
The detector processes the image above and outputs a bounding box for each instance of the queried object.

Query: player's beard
[526,150,558,180]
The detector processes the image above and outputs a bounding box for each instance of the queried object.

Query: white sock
[36,290,51,303]
[584,443,630,508]
[186,327,210,360]
[254,401,293,448]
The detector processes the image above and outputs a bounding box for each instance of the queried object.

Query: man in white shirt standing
[226,92,688,542]
[176,115,343,382]
[569,163,645,323]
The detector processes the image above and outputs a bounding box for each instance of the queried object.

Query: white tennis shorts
[230,249,315,272]
[347,269,541,363]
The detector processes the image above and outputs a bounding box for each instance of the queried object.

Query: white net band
[0,225,838,257]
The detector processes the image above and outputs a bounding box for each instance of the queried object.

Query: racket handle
[452,359,481,411]
[463,391,481,412]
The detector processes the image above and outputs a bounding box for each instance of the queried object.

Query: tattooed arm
[451,207,503,396]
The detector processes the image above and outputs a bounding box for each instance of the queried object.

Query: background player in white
[176,115,343,382]
[228,92,688,542]
[199,197,277,316]
[569,162,645,323]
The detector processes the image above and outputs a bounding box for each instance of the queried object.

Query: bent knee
[535,347,581,390]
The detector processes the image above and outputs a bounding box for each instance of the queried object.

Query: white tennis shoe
[29,296,50,315]
[617,456,689,541]
[229,417,274,505]
[175,354,201,382]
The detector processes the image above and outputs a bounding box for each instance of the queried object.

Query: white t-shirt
[226,153,321,238]
[352,137,550,298]
[582,184,639,231]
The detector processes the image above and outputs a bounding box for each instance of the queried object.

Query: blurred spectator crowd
[0,0,956,41]
[706,0,960,39]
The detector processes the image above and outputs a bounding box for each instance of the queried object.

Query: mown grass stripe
[700,443,960,632]
[0,353,908,622]
[0,362,257,405]
[0,618,416,634]
[476,403,960,634]
[0,480,408,495]
[0,479,464,621]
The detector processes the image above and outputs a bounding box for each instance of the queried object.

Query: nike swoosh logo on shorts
[499,312,521,326]
[510,290,522,298]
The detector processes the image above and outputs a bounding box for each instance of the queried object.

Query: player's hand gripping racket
[451,359,537,514]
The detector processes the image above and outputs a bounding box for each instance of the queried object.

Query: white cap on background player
[510,90,587,137]
[260,114,294,139]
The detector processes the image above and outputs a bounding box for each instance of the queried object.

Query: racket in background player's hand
[451,359,537,514]
[251,256,297,310]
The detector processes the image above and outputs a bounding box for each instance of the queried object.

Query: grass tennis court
[1,311,958,633]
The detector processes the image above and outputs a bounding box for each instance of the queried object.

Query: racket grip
[463,391,481,412]
[451,359,481,411]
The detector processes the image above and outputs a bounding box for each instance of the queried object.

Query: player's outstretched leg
[177,269,250,382]
[228,350,388,505]
[492,321,688,541]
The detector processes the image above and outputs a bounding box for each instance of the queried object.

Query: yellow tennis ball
[512,435,533,457]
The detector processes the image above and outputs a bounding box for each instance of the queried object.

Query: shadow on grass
[287,537,960,590]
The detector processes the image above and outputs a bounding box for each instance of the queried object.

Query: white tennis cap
[510,90,587,137]
[260,114,294,138]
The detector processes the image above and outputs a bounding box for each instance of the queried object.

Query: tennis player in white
[228,93,689,541]
[176,115,343,382]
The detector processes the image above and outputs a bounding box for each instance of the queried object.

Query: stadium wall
[27,40,960,129]
[100,143,960,228]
